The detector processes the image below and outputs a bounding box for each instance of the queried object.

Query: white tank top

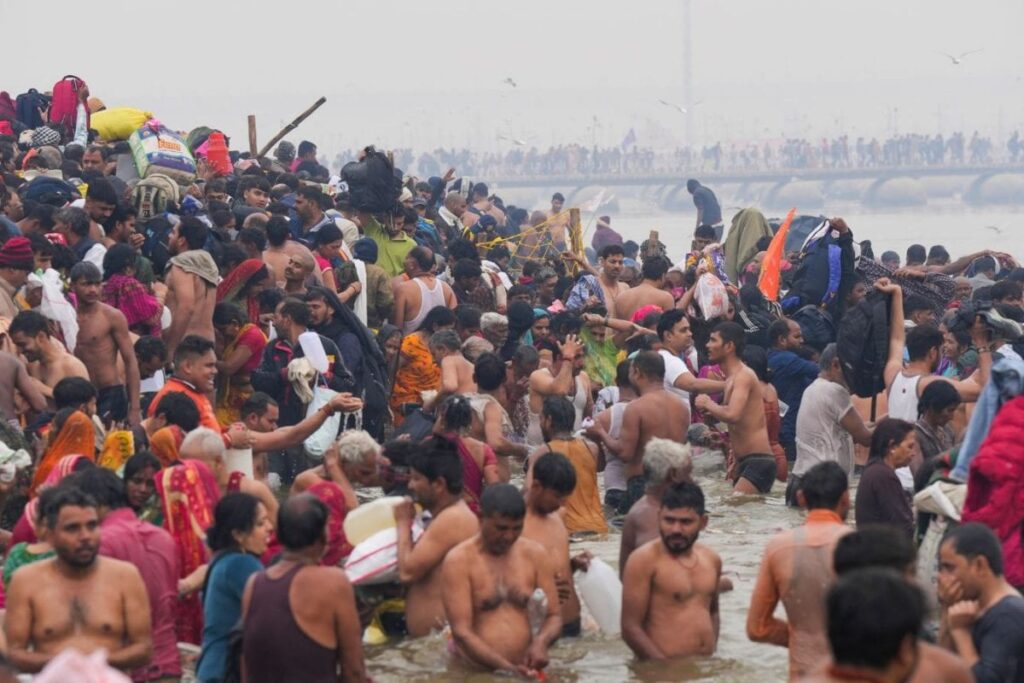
[603,402,629,491]
[886,372,920,490]
[403,277,447,334]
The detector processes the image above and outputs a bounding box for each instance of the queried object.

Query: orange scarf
[391,333,440,411]
[31,412,94,495]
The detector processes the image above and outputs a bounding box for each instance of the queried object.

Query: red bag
[48,75,89,141]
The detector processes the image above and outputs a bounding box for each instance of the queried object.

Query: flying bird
[658,99,687,114]
[503,77,518,88]
[938,49,983,65]
[985,225,1003,235]
[496,133,528,146]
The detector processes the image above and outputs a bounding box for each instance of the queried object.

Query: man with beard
[595,244,630,320]
[5,486,153,673]
[393,437,479,637]
[621,481,722,660]
[442,484,560,677]
[69,262,141,426]
[9,309,88,408]
[164,217,218,358]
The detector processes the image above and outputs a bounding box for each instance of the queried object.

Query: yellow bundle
[91,107,154,141]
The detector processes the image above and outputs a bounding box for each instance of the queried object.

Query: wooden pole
[257,96,327,158]
[569,208,583,277]
[247,115,258,156]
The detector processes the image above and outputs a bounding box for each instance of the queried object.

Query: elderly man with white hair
[292,430,383,512]
[180,426,281,529]
[617,437,693,577]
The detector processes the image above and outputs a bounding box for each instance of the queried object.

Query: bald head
[277,493,329,551]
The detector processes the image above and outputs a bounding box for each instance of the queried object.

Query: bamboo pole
[247,115,258,156]
[256,97,327,158]
[568,208,584,277]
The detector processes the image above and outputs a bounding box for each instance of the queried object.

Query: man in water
[695,322,775,494]
[613,256,675,324]
[618,438,693,577]
[442,484,560,677]
[587,351,689,513]
[746,461,852,679]
[5,486,153,673]
[428,329,477,408]
[621,481,721,660]
[686,179,723,239]
[522,451,591,638]
[69,262,141,426]
[394,438,479,637]
[939,523,1024,682]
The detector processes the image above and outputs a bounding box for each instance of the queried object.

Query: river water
[365,205,1021,681]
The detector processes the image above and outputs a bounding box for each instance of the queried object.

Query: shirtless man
[164,217,218,359]
[621,481,722,661]
[69,262,141,426]
[527,335,589,447]
[695,322,775,494]
[545,192,569,248]
[614,256,675,324]
[442,484,561,677]
[522,451,591,638]
[427,329,476,409]
[394,438,480,637]
[0,350,46,425]
[586,351,688,513]
[619,438,693,577]
[593,244,631,319]
[6,486,153,673]
[283,251,314,297]
[393,246,456,333]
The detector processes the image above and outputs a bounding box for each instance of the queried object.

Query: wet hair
[213,301,248,327]
[265,215,290,247]
[798,461,848,510]
[834,526,916,576]
[641,255,669,281]
[102,243,137,280]
[411,436,464,494]
[942,522,1005,576]
[417,305,456,334]
[631,350,665,380]
[206,492,262,552]
[153,392,200,432]
[429,329,462,353]
[614,359,632,387]
[9,309,50,338]
[917,380,960,418]
[123,452,161,483]
[827,569,924,670]
[742,345,771,383]
[905,244,926,265]
[42,485,97,530]
[65,467,128,510]
[868,418,915,462]
[656,309,688,340]
[905,324,943,361]
[69,261,101,284]
[473,352,506,391]
[241,392,277,420]
[480,483,525,519]
[53,376,97,410]
[991,279,1023,303]
[277,493,330,551]
[174,335,216,365]
[661,481,706,515]
[713,321,746,356]
[278,298,310,327]
[440,395,473,431]
[532,452,577,495]
[542,395,576,434]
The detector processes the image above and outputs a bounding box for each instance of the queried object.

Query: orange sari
[150,425,184,468]
[31,412,94,496]
[155,459,220,645]
[390,332,440,415]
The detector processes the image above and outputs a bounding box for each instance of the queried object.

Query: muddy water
[365,452,797,682]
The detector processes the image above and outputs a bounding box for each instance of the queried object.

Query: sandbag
[91,107,153,141]
[129,121,196,185]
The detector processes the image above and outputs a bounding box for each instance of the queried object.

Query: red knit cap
[0,237,34,270]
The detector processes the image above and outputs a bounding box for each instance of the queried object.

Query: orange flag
[758,208,796,302]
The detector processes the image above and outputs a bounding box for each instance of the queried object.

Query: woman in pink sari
[13,454,95,545]
[436,397,499,515]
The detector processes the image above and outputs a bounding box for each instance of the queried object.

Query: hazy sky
[2,0,1021,155]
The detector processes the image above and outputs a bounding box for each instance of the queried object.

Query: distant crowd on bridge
[344,130,1024,180]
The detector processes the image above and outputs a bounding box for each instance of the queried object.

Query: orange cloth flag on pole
[758,208,796,302]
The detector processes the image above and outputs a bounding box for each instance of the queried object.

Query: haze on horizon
[2,0,1021,161]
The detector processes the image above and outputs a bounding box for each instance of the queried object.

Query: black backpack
[791,305,836,352]
[15,89,49,129]
[837,293,891,399]
[341,146,402,213]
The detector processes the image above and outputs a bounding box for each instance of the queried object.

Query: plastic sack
[304,384,339,459]
[128,120,196,185]
[91,107,153,141]
[35,649,131,683]
[694,272,728,320]
[344,524,423,585]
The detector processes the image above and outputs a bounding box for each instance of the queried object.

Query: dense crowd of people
[361,129,1023,180]
[0,77,1022,683]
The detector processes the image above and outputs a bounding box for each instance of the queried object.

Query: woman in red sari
[216,259,273,325]
[436,397,499,515]
[155,459,221,645]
